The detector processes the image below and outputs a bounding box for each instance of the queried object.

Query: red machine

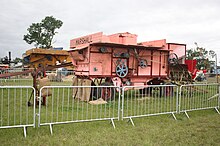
[68,32,187,87]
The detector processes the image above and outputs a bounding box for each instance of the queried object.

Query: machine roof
[69,42,170,52]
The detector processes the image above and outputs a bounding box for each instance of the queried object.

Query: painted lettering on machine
[75,37,92,46]
[70,32,103,48]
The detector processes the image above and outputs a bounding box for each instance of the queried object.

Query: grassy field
[0,109,219,145]
[0,79,73,86]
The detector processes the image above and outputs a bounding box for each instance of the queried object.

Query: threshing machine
[69,32,189,87]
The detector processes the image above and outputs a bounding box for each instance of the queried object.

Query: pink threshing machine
[68,32,189,100]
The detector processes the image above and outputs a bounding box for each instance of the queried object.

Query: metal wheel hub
[116,63,128,78]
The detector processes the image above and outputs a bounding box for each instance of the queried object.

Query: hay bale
[47,73,56,81]
[72,77,92,101]
[89,98,107,105]
[37,77,52,96]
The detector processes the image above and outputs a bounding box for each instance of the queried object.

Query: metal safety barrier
[122,85,178,126]
[38,86,120,134]
[0,83,219,136]
[179,83,220,118]
[0,86,36,137]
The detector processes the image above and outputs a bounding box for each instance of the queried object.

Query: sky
[0,0,220,63]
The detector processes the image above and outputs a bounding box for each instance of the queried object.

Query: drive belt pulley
[115,60,128,78]
[168,53,178,65]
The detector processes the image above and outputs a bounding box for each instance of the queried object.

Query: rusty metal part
[0,62,72,78]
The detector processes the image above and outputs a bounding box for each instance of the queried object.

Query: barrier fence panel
[0,86,36,137]
[38,86,120,134]
[179,84,220,118]
[122,85,178,126]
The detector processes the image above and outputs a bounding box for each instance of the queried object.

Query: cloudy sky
[0,0,220,63]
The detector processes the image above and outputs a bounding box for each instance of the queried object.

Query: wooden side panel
[137,49,152,76]
[89,53,111,76]
[169,44,186,63]
[160,52,168,76]
[152,51,160,75]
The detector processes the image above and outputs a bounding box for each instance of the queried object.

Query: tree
[186,43,215,70]
[24,16,63,49]
[13,57,22,64]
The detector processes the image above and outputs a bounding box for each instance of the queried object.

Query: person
[194,70,206,81]
[56,61,63,82]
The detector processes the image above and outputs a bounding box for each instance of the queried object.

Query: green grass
[179,84,219,111]
[0,79,73,86]
[0,109,220,145]
[0,79,33,86]
[0,88,35,127]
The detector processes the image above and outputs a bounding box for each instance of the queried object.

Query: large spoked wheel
[116,64,128,78]
[99,82,115,101]
[168,53,178,65]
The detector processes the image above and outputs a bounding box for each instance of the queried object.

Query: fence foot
[110,118,116,129]
[214,107,220,114]
[128,117,135,126]
[171,113,177,120]
[184,111,190,119]
[23,126,27,138]
[49,124,53,135]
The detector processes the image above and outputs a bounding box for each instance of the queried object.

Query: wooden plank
[26,48,69,56]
